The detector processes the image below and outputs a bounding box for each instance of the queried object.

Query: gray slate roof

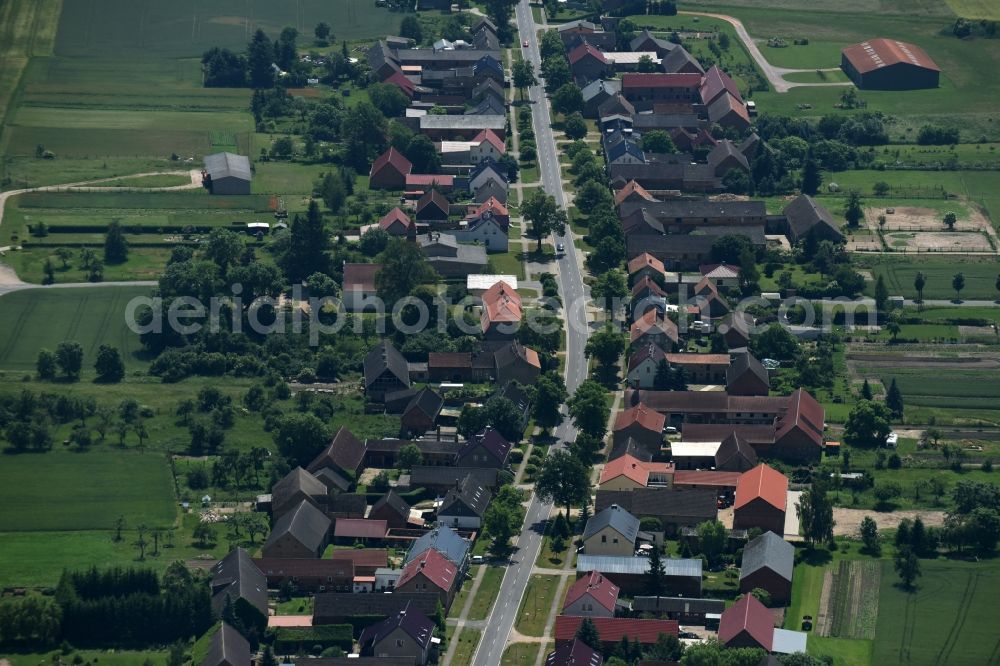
[364,341,410,390]
[404,525,471,567]
[440,474,492,518]
[782,194,845,241]
[272,467,327,512]
[203,152,251,182]
[582,78,621,102]
[726,352,769,389]
[662,46,704,74]
[372,490,411,521]
[632,596,726,614]
[583,504,640,543]
[263,499,331,554]
[577,554,702,577]
[420,114,505,131]
[202,622,251,666]
[619,199,766,221]
[741,531,794,582]
[359,602,435,652]
[209,547,267,618]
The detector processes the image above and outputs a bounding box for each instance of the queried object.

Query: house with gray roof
[596,487,718,536]
[714,430,760,473]
[364,341,411,402]
[582,79,622,118]
[201,622,251,666]
[404,525,471,570]
[359,603,435,665]
[661,46,704,75]
[203,152,251,195]
[314,592,438,626]
[632,596,726,624]
[209,548,267,633]
[262,500,331,559]
[708,139,750,176]
[726,352,770,398]
[630,29,676,57]
[439,474,492,529]
[583,504,641,556]
[309,426,367,480]
[419,114,506,140]
[455,427,511,469]
[781,194,845,244]
[740,531,794,603]
[577,554,702,596]
[417,232,488,279]
[271,467,329,520]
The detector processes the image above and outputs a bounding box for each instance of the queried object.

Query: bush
[187,467,209,490]
[509,449,524,464]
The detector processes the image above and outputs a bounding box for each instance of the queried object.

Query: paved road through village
[471,1,591,663]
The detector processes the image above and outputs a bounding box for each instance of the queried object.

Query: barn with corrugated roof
[840,38,940,90]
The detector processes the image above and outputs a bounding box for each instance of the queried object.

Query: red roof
[564,571,620,612]
[673,469,741,489]
[569,42,608,66]
[555,616,679,644]
[379,207,412,231]
[614,403,666,434]
[841,38,940,75]
[621,73,702,89]
[775,388,824,447]
[718,594,773,650]
[370,147,413,179]
[406,173,455,188]
[734,464,788,512]
[629,309,679,345]
[384,71,416,96]
[599,454,673,487]
[615,180,656,206]
[334,518,387,539]
[473,196,509,218]
[397,547,458,593]
[627,252,665,276]
[481,280,522,331]
[474,129,506,154]
[343,263,381,292]
[700,65,742,105]
[627,341,667,373]
[631,275,667,299]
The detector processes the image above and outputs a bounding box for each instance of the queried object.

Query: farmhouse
[598,453,673,491]
[438,474,491,529]
[358,604,435,665]
[203,152,251,195]
[209,548,267,629]
[612,403,666,454]
[309,426,367,480]
[718,593,774,651]
[733,464,789,535]
[252,557,355,593]
[202,622,251,666]
[364,341,411,402]
[404,525,471,570]
[841,38,940,90]
[313,592,438,626]
[262,500,331,559]
[370,491,414,530]
[562,570,620,618]
[271,467,329,520]
[545,640,604,666]
[780,195,845,244]
[582,504,641,556]
[395,547,459,610]
[740,531,795,604]
[369,148,413,190]
[455,427,511,469]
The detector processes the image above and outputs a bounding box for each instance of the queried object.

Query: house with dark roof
[378,208,414,237]
[727,352,770,397]
[721,311,754,349]
[597,93,636,120]
[438,474,492,529]
[582,79,622,118]
[272,467,329,520]
[619,199,766,232]
[309,426,367,481]
[714,431,759,473]
[418,232,488,278]
[612,403,666,454]
[626,340,667,390]
[370,491,413,530]
[455,427,511,468]
[415,189,451,223]
[370,148,413,190]
[365,341,411,402]
[554,617,679,651]
[719,594,774,651]
[262,500,332,559]
[621,73,702,109]
[569,42,610,82]
[327,492,368,519]
[408,466,499,494]
[200,622,251,666]
[400,387,443,435]
[368,41,401,79]
[632,596,726,624]
[563,570,620,618]
[661,45,704,75]
[404,525,471,570]
[630,29,675,57]
[734,464,788,535]
[700,65,742,106]
[583,504,641,556]
[395,547,460,610]
[209,548,267,634]
[741,531,794,604]
[359,603,435,665]
[771,388,825,462]
[708,139,750,176]
[493,340,541,387]
[253,557,355,593]
[313,592,437,626]
[707,93,751,130]
[545,640,603,666]
[467,95,505,116]
[203,153,251,195]
[595,487,717,536]
[334,518,387,545]
[780,195,845,244]
[621,208,665,237]
[607,138,646,166]
[472,78,504,105]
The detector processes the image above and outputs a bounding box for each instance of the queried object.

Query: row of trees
[37,342,125,383]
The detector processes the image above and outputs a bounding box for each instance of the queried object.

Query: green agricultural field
[0,286,151,370]
[874,558,1000,665]
[858,256,1000,301]
[946,0,1000,19]
[0,449,175,531]
[875,367,1000,410]
[0,0,61,124]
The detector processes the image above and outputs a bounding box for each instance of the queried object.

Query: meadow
[857,255,1000,300]
[0,286,152,371]
[0,449,175,531]
[873,557,1000,665]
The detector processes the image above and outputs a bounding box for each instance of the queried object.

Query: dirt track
[833,507,946,537]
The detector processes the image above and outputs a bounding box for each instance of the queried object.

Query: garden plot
[818,560,881,640]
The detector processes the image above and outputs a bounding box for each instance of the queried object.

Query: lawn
[515,574,560,637]
[5,649,170,666]
[450,628,482,666]
[502,643,543,666]
[468,565,505,621]
[808,636,874,666]
[856,255,1000,301]
[873,557,1000,665]
[0,449,175,531]
[784,561,825,631]
[489,250,527,281]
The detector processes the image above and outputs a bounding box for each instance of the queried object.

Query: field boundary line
[0,294,36,362]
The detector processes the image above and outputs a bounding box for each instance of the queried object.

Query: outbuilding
[841,38,940,90]
[203,152,251,195]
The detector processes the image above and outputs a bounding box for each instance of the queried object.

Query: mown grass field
[0,286,151,370]
[857,256,1000,301]
[0,449,175,531]
[874,557,1000,665]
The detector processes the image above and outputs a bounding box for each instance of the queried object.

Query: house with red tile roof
[700,65,743,106]
[378,207,414,237]
[569,42,610,82]
[672,469,741,492]
[405,173,455,194]
[480,280,522,338]
[621,73,701,108]
[370,147,413,189]
[613,403,666,454]
[563,570,620,618]
[395,547,460,610]
[664,352,730,385]
[734,464,788,534]
[772,388,825,462]
[599,453,673,491]
[333,518,387,544]
[384,71,417,98]
[614,179,657,207]
[554,616,679,649]
[471,129,506,163]
[719,593,774,650]
[707,92,750,131]
[629,309,679,351]
[627,252,665,284]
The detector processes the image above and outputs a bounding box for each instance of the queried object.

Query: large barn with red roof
[841,38,940,90]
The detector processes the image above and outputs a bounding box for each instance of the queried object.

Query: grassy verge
[451,628,482,666]
[469,565,505,620]
[515,574,560,636]
[502,642,542,666]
